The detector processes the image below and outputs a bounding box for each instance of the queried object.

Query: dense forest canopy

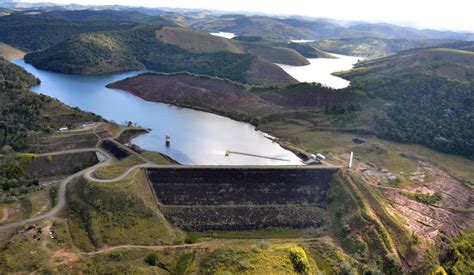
[0,58,101,151]
[0,13,139,52]
[25,26,255,83]
[345,48,474,158]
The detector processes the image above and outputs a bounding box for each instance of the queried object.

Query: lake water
[290,40,315,43]
[12,59,302,165]
[210,32,236,39]
[276,53,361,89]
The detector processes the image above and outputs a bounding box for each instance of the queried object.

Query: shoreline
[113,90,309,162]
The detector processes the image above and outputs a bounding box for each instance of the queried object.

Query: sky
[19,0,474,32]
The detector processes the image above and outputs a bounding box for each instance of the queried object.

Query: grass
[93,155,144,179]
[350,175,416,259]
[67,248,177,274]
[303,239,368,274]
[142,151,175,165]
[0,218,69,273]
[260,122,474,185]
[0,187,54,225]
[66,171,183,251]
[199,241,316,274]
[185,227,325,242]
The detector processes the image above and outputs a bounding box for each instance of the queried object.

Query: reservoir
[277,53,361,89]
[210,32,236,39]
[13,59,302,165]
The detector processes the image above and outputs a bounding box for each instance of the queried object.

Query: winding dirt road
[0,138,160,231]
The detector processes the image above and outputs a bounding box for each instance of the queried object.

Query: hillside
[0,43,25,60]
[25,26,298,86]
[311,37,457,58]
[40,9,177,27]
[107,73,283,122]
[0,58,102,151]
[190,14,474,42]
[0,12,139,51]
[340,47,474,158]
[108,73,367,131]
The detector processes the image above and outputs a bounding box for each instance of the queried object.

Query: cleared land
[0,43,25,60]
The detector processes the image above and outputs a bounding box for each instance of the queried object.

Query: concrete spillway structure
[145,166,338,231]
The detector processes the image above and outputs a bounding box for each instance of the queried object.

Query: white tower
[349,151,353,169]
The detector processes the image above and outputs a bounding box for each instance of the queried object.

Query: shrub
[289,247,310,274]
[144,253,160,266]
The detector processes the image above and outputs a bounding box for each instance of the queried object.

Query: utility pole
[349,151,353,169]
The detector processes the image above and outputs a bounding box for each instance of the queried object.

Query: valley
[0,5,473,275]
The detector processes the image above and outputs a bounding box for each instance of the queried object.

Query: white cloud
[20,0,474,32]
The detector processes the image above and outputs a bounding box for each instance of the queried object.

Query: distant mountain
[41,9,177,26]
[340,46,474,158]
[191,14,474,42]
[311,37,459,58]
[25,25,297,87]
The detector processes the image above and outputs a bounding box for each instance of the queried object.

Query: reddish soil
[246,58,298,87]
[116,128,149,144]
[384,167,473,240]
[107,73,283,117]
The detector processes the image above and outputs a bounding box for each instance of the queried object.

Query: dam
[146,166,339,231]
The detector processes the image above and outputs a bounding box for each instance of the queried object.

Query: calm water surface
[13,59,302,165]
[277,53,361,89]
[209,32,236,39]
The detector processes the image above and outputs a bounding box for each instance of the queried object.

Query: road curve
[84,162,161,183]
[0,148,113,231]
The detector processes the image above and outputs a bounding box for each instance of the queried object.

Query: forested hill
[190,14,474,42]
[0,13,139,52]
[310,37,457,58]
[341,47,474,158]
[0,57,38,87]
[0,58,102,151]
[0,10,176,52]
[24,26,297,87]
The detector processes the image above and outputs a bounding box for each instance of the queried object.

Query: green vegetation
[0,154,39,198]
[66,172,182,251]
[286,42,335,58]
[401,191,443,205]
[0,12,138,51]
[25,25,255,83]
[199,242,308,274]
[288,246,311,273]
[328,171,408,274]
[441,230,474,274]
[0,58,102,151]
[311,37,451,58]
[185,227,323,242]
[343,47,474,159]
[193,14,474,42]
[68,249,179,274]
[93,155,143,179]
[304,239,371,274]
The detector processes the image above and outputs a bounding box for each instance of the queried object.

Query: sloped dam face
[146,166,338,231]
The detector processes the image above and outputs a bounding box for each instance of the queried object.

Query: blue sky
[20,0,474,32]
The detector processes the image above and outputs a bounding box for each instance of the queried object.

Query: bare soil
[107,73,283,117]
